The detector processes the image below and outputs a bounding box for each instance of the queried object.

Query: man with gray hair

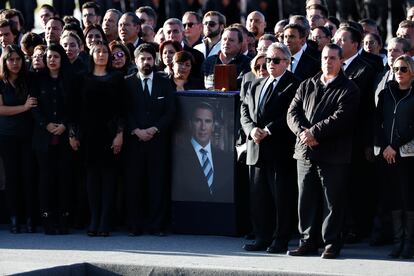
[102,9,122,42]
[240,42,300,253]
[163,18,205,77]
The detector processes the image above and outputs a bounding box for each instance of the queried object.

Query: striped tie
[200,148,214,194]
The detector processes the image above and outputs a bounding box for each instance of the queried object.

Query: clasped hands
[300,128,319,147]
[383,145,396,164]
[250,127,268,144]
[132,127,158,142]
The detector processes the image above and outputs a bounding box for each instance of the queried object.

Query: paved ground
[0,227,413,276]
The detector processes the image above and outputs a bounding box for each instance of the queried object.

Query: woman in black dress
[32,43,75,235]
[0,45,37,233]
[70,42,125,237]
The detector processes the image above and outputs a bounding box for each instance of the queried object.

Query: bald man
[246,11,266,41]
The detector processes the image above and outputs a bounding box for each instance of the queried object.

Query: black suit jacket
[172,140,233,203]
[125,72,176,136]
[240,71,300,165]
[293,52,321,81]
[360,50,384,75]
[344,55,377,148]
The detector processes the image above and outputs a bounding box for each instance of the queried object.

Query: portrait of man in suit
[172,101,233,203]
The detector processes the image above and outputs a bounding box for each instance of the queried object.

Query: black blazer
[240,71,300,165]
[125,72,176,136]
[31,71,73,152]
[172,140,233,203]
[294,52,321,81]
[344,55,377,148]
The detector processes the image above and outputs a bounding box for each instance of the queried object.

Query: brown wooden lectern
[214,64,237,91]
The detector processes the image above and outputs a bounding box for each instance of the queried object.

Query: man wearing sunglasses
[182,11,203,47]
[241,42,300,253]
[287,44,360,259]
[194,11,226,58]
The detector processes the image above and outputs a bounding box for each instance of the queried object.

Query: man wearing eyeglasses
[306,4,328,29]
[163,18,205,78]
[194,11,226,58]
[287,44,360,259]
[182,12,203,47]
[81,2,101,29]
[241,42,300,253]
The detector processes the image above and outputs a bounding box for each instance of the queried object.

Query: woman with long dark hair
[70,42,125,237]
[32,43,75,235]
[0,45,36,234]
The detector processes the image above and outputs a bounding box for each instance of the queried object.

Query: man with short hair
[118,12,143,51]
[246,11,266,41]
[396,20,414,57]
[241,42,300,253]
[102,9,122,43]
[135,6,157,30]
[163,18,205,77]
[81,1,101,29]
[125,43,175,237]
[287,44,360,259]
[202,27,251,90]
[194,11,225,58]
[0,19,17,50]
[45,17,64,46]
[257,34,277,54]
[289,15,321,59]
[182,11,203,47]
[306,4,328,29]
[283,23,320,80]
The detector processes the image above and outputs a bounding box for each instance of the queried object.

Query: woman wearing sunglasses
[375,54,414,259]
[109,40,136,76]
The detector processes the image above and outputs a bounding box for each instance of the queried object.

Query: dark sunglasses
[203,21,218,27]
[112,51,125,60]
[393,66,409,73]
[183,22,197,28]
[254,63,267,71]
[265,57,285,64]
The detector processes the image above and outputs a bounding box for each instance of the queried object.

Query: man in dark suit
[283,23,320,81]
[118,12,144,53]
[333,26,378,243]
[172,102,233,203]
[240,42,300,253]
[287,44,360,259]
[163,18,205,78]
[124,43,175,236]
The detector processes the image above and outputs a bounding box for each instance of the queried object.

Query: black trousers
[297,159,348,247]
[385,155,414,212]
[0,135,35,218]
[249,159,296,244]
[125,136,169,232]
[86,165,116,232]
[36,143,72,214]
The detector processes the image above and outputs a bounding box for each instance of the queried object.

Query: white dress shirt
[138,71,154,95]
[191,138,214,171]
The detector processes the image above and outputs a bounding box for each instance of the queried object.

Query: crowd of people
[0,0,413,261]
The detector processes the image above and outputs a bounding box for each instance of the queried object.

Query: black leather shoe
[321,244,340,259]
[266,241,288,254]
[243,242,268,252]
[287,244,318,256]
[10,216,20,234]
[87,230,98,237]
[25,218,36,233]
[99,232,110,237]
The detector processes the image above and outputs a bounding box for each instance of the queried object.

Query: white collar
[191,138,212,154]
[138,71,154,81]
[343,52,359,70]
[292,48,303,62]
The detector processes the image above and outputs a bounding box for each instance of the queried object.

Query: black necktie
[289,57,295,72]
[143,78,150,96]
[259,79,276,115]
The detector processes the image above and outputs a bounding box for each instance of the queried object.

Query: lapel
[254,77,268,115]
[264,73,288,106]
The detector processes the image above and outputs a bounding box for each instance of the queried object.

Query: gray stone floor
[0,228,413,275]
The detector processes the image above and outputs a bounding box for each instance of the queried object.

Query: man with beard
[194,11,226,58]
[246,11,266,42]
[81,2,101,29]
[124,43,175,236]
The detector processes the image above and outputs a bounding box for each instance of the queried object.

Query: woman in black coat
[375,54,414,259]
[70,42,125,237]
[32,43,75,235]
[0,45,37,233]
